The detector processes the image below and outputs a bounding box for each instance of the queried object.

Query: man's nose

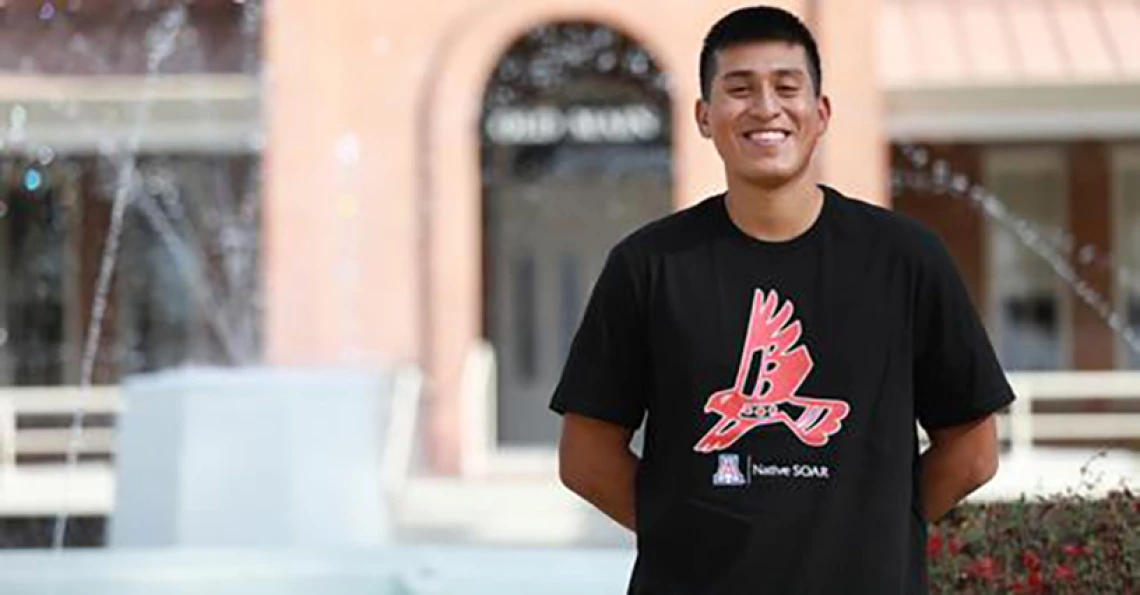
[748,85,781,119]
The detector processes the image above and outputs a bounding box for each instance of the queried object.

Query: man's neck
[723,175,825,243]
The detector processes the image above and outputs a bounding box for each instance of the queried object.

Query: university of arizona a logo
[694,289,850,453]
[712,454,747,487]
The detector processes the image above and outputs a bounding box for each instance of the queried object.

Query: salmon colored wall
[816,0,887,206]
[263,2,424,368]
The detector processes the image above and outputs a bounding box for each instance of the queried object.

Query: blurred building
[0,0,1136,520]
[886,0,1140,376]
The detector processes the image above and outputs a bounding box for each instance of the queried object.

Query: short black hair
[699,6,822,100]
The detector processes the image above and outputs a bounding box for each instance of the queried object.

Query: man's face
[696,41,830,189]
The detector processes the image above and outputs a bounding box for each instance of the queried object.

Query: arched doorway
[481,22,673,447]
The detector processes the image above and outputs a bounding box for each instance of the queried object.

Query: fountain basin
[110,366,395,548]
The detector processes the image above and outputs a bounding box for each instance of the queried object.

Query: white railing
[2,372,1138,464]
[1002,371,1140,456]
[0,387,120,516]
[0,387,121,466]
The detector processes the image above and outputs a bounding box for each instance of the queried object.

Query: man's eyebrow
[720,67,808,80]
[721,70,754,80]
[772,68,808,78]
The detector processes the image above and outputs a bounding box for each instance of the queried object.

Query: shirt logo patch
[712,453,748,487]
[695,289,850,453]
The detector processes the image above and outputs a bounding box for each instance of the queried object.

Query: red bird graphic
[695,289,850,453]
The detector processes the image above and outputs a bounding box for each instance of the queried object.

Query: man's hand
[920,415,1001,523]
[557,413,639,532]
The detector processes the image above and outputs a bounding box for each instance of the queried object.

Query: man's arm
[558,413,639,532]
[920,414,1000,523]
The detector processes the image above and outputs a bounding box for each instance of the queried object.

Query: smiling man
[550,6,1015,594]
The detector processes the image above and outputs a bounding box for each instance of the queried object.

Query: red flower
[1022,550,1042,572]
[1062,544,1092,558]
[927,532,943,560]
[968,556,999,582]
[947,537,964,555]
[1055,563,1076,582]
[1011,573,1045,594]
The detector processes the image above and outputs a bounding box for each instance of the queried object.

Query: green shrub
[929,468,1138,594]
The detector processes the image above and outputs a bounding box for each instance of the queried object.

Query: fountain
[894,145,1140,357]
[0,1,400,551]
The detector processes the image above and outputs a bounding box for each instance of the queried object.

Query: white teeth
[746,131,788,144]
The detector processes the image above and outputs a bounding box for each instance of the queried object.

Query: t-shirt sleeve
[549,245,649,430]
[913,231,1016,430]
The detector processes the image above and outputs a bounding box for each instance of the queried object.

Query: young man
[550,5,1014,594]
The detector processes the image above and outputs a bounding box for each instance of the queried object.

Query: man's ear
[695,99,712,139]
[817,94,832,136]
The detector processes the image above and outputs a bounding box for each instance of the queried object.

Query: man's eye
[728,87,750,94]
[778,85,799,93]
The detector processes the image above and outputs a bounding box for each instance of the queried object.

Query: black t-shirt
[550,185,1016,595]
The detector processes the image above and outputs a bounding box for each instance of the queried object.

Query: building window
[0,155,261,387]
[1113,145,1140,368]
[984,148,1070,371]
[0,162,73,386]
